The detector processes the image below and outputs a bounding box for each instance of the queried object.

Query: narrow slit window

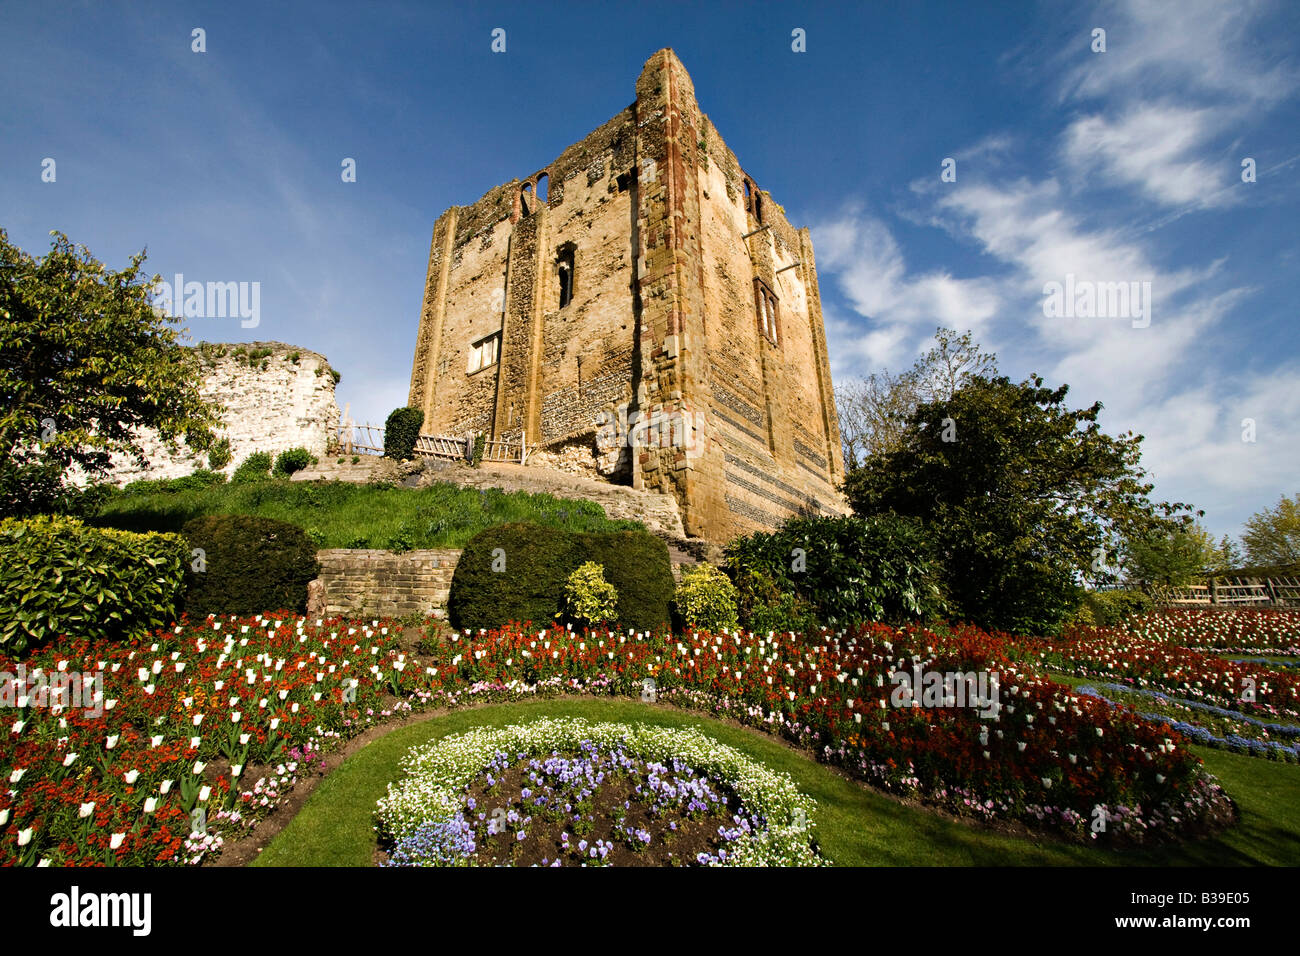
[557,244,576,309]
[754,278,779,346]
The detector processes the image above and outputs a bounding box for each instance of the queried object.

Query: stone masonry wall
[314,548,461,619]
[97,341,340,484]
[407,49,847,545]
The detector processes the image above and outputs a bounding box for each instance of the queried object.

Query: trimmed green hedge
[181,514,321,618]
[448,523,673,633]
[0,515,189,652]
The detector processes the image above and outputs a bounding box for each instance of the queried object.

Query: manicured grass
[93,478,643,550]
[253,697,1300,867]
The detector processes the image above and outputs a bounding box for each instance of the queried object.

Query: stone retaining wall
[312,548,461,619]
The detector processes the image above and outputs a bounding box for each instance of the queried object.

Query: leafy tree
[842,373,1196,636]
[1120,520,1233,592]
[1241,494,1300,566]
[835,328,997,467]
[0,229,221,516]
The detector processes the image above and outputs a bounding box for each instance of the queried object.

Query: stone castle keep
[408,49,846,543]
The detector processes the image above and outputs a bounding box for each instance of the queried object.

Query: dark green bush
[733,568,821,636]
[181,514,321,617]
[230,451,273,484]
[449,523,673,633]
[725,514,946,629]
[208,437,232,471]
[0,515,189,652]
[385,407,424,460]
[273,447,317,477]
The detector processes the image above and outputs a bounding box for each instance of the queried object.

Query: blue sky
[2,0,1297,541]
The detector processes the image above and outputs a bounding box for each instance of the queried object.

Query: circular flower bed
[375,718,826,866]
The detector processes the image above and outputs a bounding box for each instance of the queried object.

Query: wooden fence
[412,431,528,465]
[1165,576,1300,607]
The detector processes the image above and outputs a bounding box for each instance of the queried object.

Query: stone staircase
[293,455,721,577]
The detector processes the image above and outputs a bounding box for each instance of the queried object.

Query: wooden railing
[413,431,528,464]
[1164,576,1300,607]
[336,423,384,456]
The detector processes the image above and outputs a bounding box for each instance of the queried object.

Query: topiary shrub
[577,530,674,633]
[725,514,946,629]
[0,515,189,653]
[562,561,618,627]
[230,451,273,484]
[208,437,232,471]
[449,523,578,631]
[448,523,672,633]
[273,446,317,477]
[674,563,739,633]
[180,514,321,617]
[385,406,425,460]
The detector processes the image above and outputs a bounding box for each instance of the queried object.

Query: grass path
[252,697,1300,867]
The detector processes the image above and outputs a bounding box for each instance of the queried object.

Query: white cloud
[1060,103,1231,207]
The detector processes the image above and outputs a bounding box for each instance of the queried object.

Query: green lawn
[252,697,1300,867]
[93,478,643,550]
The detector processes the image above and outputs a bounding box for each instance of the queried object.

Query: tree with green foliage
[1241,493,1300,566]
[842,373,1196,636]
[835,328,998,468]
[1120,520,1235,592]
[0,229,222,516]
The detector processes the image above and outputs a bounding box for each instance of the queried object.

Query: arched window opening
[535,172,548,204]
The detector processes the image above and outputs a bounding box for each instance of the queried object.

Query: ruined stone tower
[408,49,846,544]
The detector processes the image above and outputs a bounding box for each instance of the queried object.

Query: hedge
[181,514,321,618]
[0,515,189,653]
[448,523,673,633]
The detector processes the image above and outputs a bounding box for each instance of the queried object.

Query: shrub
[472,434,485,467]
[273,446,317,477]
[385,407,424,460]
[732,568,820,636]
[0,515,188,652]
[230,451,273,484]
[180,514,321,617]
[725,514,946,629]
[449,523,672,633]
[675,564,740,633]
[1073,589,1155,628]
[562,561,619,627]
[208,437,232,471]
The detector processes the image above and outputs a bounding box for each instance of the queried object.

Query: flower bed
[1075,683,1300,762]
[1,615,1234,865]
[1119,608,1300,654]
[1034,627,1300,719]
[375,718,825,866]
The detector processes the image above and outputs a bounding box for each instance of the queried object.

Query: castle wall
[92,342,339,484]
[407,49,847,544]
